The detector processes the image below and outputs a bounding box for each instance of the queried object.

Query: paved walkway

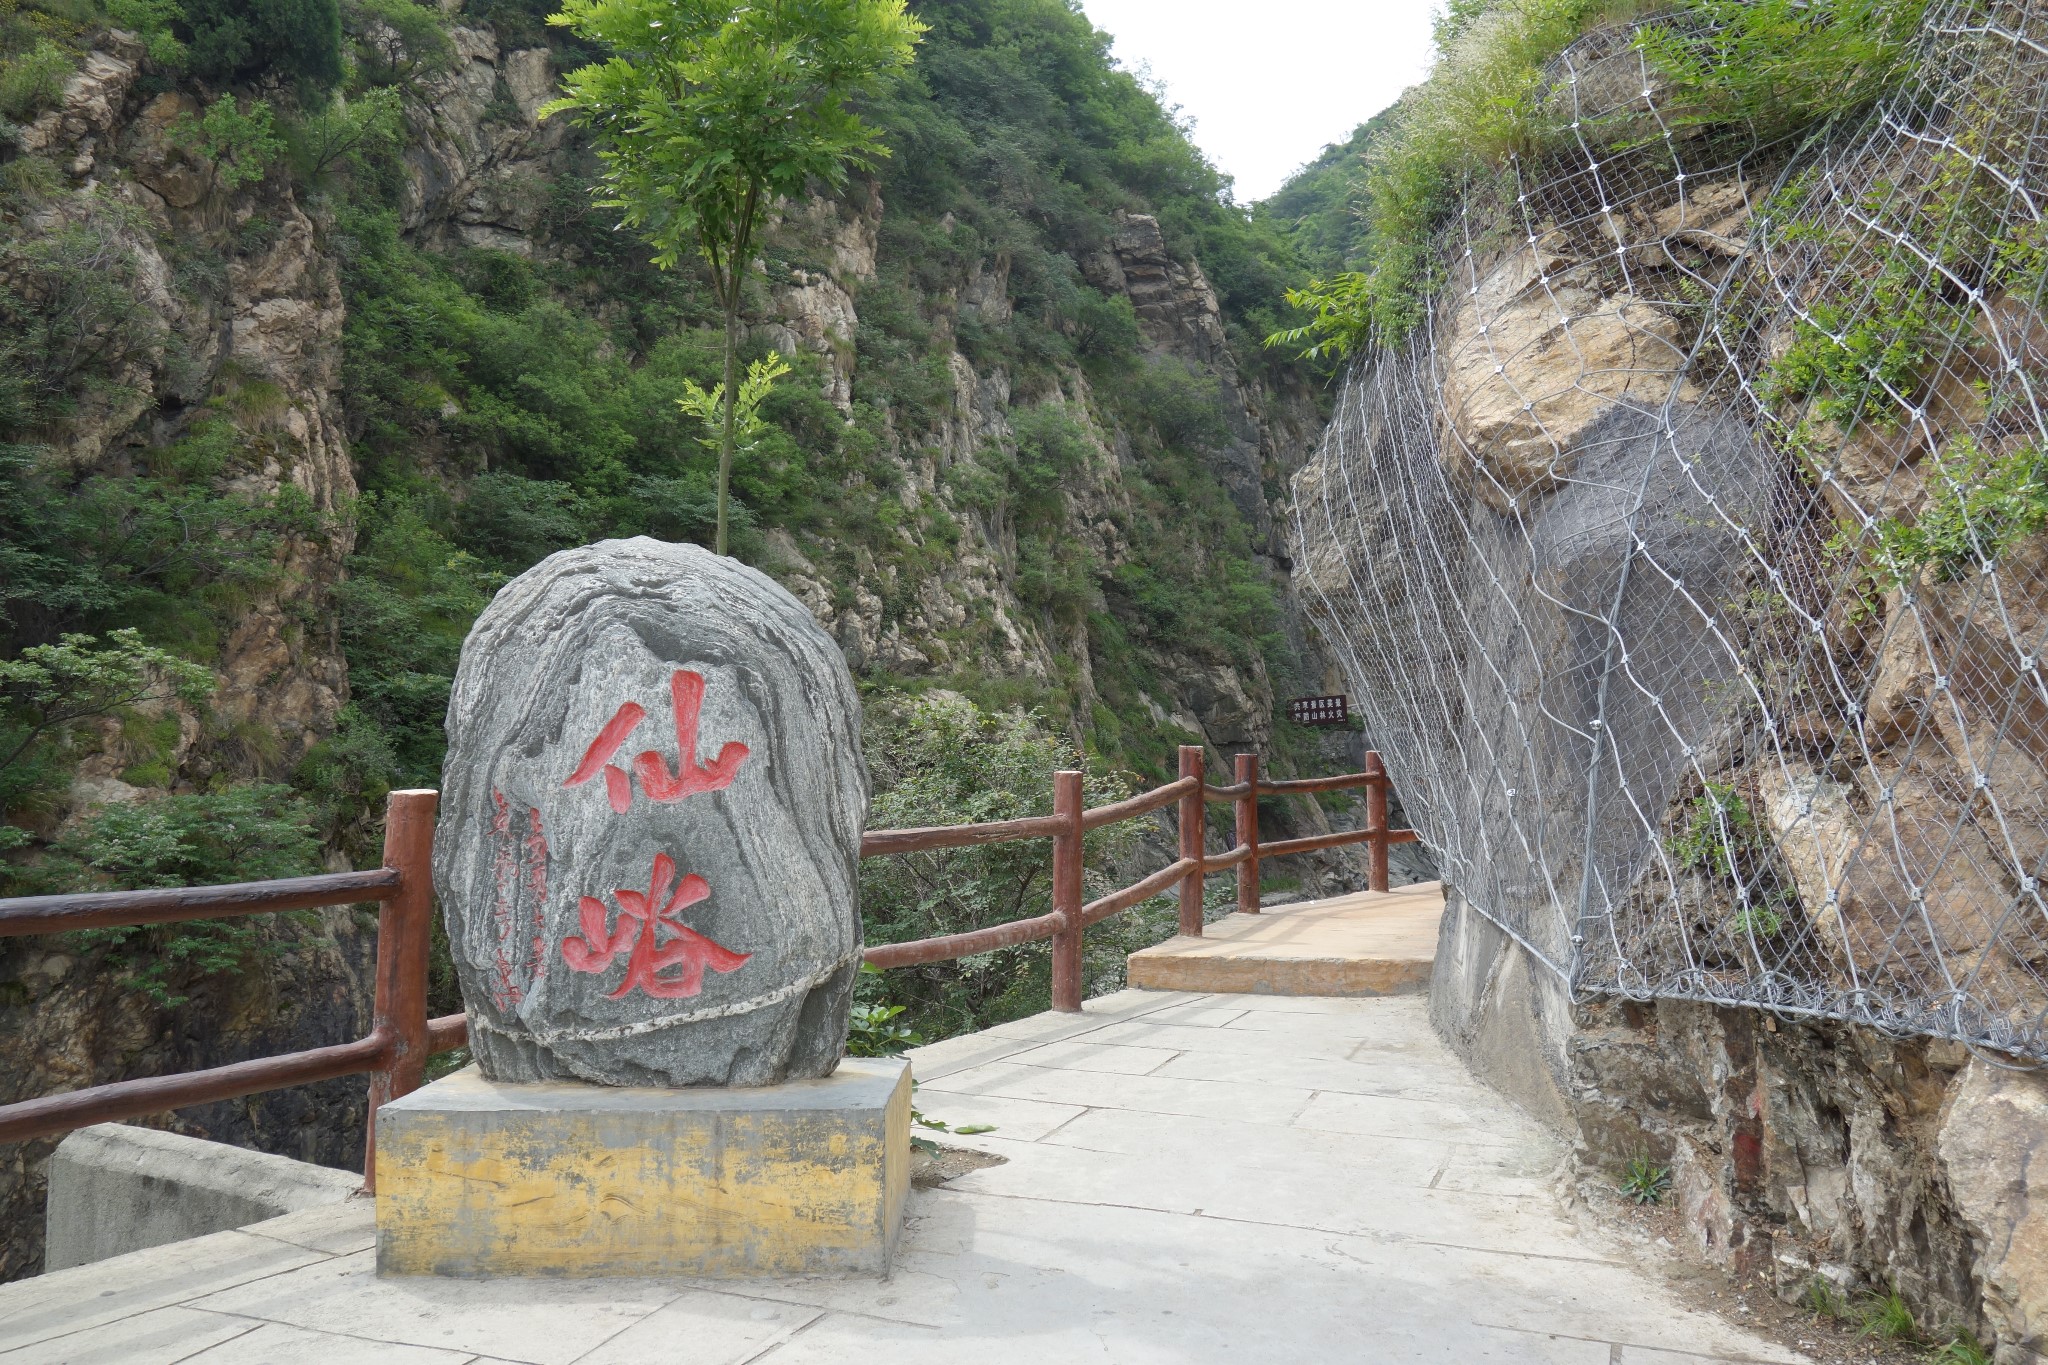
[0,990,1802,1364]
[1127,881,1444,996]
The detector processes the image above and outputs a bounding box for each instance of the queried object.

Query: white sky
[1076,0,1440,204]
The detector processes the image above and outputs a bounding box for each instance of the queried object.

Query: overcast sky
[1075,0,1439,204]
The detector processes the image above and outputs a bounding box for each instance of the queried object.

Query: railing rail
[0,747,1412,1164]
[0,790,465,1189]
[857,745,1415,1012]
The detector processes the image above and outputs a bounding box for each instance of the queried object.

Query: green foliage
[676,352,792,465]
[286,86,404,184]
[106,0,189,63]
[1928,1333,1995,1365]
[1270,0,1632,357]
[1268,0,1926,359]
[1637,0,1930,138]
[1617,1156,1671,1205]
[540,0,925,275]
[0,420,321,662]
[0,37,69,120]
[333,493,500,790]
[340,0,452,85]
[1858,1289,1920,1343]
[845,996,923,1057]
[1668,782,1758,880]
[0,191,164,434]
[1803,1276,1850,1320]
[1253,112,1396,279]
[0,629,211,811]
[170,95,284,191]
[46,785,323,1004]
[1876,436,2048,584]
[541,0,925,554]
[1668,782,1786,937]
[860,693,1137,1041]
[180,0,344,91]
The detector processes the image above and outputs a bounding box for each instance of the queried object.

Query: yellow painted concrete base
[374,1057,911,1279]
[1128,882,1445,997]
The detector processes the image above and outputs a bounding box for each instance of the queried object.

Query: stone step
[1125,881,1445,997]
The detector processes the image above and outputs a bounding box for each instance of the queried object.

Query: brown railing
[857,745,1417,1012]
[0,789,459,1189]
[0,748,1413,1166]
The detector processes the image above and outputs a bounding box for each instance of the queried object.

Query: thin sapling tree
[540,0,926,556]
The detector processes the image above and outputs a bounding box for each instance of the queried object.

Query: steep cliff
[0,0,1352,1278]
[1287,0,2048,1350]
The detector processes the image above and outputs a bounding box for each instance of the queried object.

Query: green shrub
[340,0,451,86]
[0,629,211,814]
[1270,0,1928,358]
[50,785,324,1004]
[1271,0,1638,356]
[180,0,344,91]
[169,95,284,191]
[1637,0,1929,138]
[1876,436,2048,584]
[335,493,499,789]
[0,39,72,122]
[286,86,404,184]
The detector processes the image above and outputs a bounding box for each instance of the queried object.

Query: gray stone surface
[1428,887,1579,1135]
[435,538,866,1088]
[0,992,1802,1365]
[43,1123,360,1271]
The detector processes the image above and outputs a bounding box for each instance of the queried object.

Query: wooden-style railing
[0,789,456,1189]
[860,745,1417,1011]
[0,748,1413,1171]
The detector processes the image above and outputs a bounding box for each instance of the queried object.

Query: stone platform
[376,1057,910,1278]
[0,990,1801,1364]
[1125,881,1444,996]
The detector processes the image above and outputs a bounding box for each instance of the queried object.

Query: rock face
[435,539,867,1088]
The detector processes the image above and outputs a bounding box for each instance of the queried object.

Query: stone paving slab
[0,989,1807,1365]
[1126,883,1444,996]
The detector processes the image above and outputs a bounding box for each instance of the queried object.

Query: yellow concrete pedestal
[374,1057,911,1278]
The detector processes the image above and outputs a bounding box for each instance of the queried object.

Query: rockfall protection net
[1291,2,2048,1058]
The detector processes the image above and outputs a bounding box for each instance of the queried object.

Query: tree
[541,0,926,556]
[0,630,213,811]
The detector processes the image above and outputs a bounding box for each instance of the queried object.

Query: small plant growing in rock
[1928,1332,1994,1365]
[1802,1275,1850,1320]
[1618,1157,1671,1205]
[1858,1288,1920,1342]
[906,1080,994,1155]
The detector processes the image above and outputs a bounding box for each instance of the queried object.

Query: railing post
[1050,770,1086,1012]
[363,788,439,1192]
[1364,750,1390,894]
[1177,745,1205,937]
[1235,753,1260,915]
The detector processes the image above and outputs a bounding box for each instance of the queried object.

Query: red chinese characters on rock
[564,670,750,814]
[485,793,550,1012]
[558,669,753,1001]
[561,852,752,999]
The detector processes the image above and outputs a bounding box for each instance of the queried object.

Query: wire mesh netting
[1290,1,2048,1057]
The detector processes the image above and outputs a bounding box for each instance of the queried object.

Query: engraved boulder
[433,538,867,1087]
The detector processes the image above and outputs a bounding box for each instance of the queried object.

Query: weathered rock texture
[1298,7,2048,1351]
[1434,894,2048,1358]
[436,540,866,1087]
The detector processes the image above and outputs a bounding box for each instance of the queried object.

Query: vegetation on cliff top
[1268,0,1933,359]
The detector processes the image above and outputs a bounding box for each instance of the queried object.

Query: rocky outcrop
[437,541,865,1087]
[1294,24,2048,1343]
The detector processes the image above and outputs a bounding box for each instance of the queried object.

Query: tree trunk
[716,299,739,557]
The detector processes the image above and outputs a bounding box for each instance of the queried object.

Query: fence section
[0,749,1412,1165]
